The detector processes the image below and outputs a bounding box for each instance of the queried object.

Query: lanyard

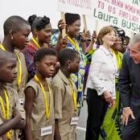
[0,44,6,50]
[67,36,87,65]
[0,44,22,90]
[14,51,22,90]
[67,36,80,52]
[69,79,77,112]
[115,53,122,71]
[112,49,122,71]
[0,89,12,140]
[34,75,51,120]
[32,37,41,48]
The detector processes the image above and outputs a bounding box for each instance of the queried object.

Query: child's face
[69,55,80,73]
[12,24,31,50]
[37,23,52,44]
[0,58,17,83]
[37,55,57,78]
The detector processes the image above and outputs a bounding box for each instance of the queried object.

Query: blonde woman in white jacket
[85,26,117,140]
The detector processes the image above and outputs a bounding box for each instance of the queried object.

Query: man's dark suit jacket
[119,52,140,117]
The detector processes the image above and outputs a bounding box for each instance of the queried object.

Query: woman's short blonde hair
[97,26,116,45]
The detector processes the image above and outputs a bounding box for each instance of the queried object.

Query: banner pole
[61,12,66,38]
[95,19,98,33]
[82,15,88,32]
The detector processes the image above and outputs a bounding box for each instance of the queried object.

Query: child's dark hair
[58,49,79,66]
[65,13,80,25]
[28,15,50,31]
[34,48,57,63]
[4,16,30,36]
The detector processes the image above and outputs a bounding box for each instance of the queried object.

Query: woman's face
[67,19,81,37]
[113,37,122,51]
[37,23,52,44]
[102,31,116,47]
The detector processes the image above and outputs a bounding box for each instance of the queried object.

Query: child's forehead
[40,55,57,62]
[44,54,57,59]
[0,50,14,58]
[0,57,16,65]
[17,24,31,32]
[0,51,16,65]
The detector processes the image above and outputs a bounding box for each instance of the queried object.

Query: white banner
[93,0,140,33]
[57,0,93,15]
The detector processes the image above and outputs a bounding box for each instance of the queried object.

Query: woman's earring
[11,36,13,40]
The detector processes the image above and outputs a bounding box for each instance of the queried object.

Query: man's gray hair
[130,34,140,48]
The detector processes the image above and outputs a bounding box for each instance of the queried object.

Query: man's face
[130,42,140,64]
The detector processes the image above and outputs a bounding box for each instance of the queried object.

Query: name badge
[70,117,79,125]
[41,126,52,136]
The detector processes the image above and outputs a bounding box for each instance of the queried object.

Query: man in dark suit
[119,34,140,140]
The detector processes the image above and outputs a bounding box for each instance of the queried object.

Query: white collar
[100,45,113,56]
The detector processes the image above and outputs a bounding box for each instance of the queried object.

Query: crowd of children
[0,13,131,140]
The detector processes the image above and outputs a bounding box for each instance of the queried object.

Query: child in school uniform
[24,48,57,140]
[0,16,31,104]
[0,50,26,140]
[52,49,80,140]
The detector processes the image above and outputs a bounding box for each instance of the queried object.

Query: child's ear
[66,60,71,70]
[9,29,15,40]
